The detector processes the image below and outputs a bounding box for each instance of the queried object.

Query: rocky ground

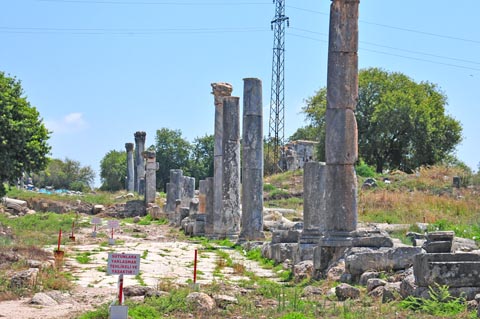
[0,218,277,319]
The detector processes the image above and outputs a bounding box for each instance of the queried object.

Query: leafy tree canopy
[155,128,192,192]
[100,150,127,191]
[0,72,51,196]
[291,67,463,173]
[188,134,214,186]
[33,158,95,191]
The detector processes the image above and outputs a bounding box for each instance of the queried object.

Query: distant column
[220,96,241,239]
[165,169,183,212]
[125,143,135,192]
[240,78,265,241]
[144,151,158,204]
[134,131,147,195]
[324,0,359,233]
[211,82,233,238]
[204,177,214,236]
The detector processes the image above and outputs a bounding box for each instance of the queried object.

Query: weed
[75,252,93,264]
[141,250,149,259]
[400,284,467,316]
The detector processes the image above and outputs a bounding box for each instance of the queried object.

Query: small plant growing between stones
[400,283,468,316]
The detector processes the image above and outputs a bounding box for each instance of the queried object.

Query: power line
[290,27,480,66]
[35,0,271,5]
[0,26,268,35]
[286,5,480,45]
[28,1,480,45]
[287,32,480,73]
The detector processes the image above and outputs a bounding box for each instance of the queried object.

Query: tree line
[0,68,476,196]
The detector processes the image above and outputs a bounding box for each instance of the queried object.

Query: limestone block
[335,283,360,301]
[328,0,359,53]
[366,278,387,293]
[327,53,358,110]
[325,109,358,164]
[414,253,480,287]
[270,243,298,264]
[324,164,357,232]
[345,247,423,276]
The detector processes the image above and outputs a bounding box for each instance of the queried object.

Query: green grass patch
[0,212,83,246]
[75,252,93,264]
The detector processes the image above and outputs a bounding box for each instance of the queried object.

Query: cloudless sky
[1,0,479,186]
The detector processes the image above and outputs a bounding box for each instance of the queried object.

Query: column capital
[211,82,233,107]
[125,143,134,152]
[134,131,146,143]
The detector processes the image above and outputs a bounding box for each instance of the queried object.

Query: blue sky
[1,0,479,186]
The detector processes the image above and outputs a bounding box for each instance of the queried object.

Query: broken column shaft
[125,143,135,192]
[134,131,146,195]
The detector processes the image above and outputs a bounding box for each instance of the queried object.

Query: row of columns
[124,131,157,205]
[202,78,265,241]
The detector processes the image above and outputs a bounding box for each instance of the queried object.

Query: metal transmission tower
[268,0,289,174]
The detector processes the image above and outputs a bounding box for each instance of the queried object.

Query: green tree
[155,128,191,192]
[0,72,51,196]
[292,68,462,173]
[100,150,127,191]
[33,158,95,191]
[188,134,214,187]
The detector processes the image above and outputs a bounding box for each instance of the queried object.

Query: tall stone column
[125,143,135,192]
[324,0,359,234]
[144,150,158,204]
[134,131,147,195]
[211,82,233,238]
[240,78,265,241]
[220,96,241,239]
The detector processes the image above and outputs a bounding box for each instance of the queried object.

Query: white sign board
[107,253,140,275]
[91,217,102,225]
[107,220,120,229]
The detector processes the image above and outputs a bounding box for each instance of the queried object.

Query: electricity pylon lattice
[268,0,289,174]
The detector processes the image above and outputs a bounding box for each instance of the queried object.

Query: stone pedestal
[125,143,135,192]
[240,78,265,241]
[134,131,146,195]
[144,151,158,204]
[211,82,233,239]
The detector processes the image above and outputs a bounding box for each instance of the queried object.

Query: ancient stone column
[301,161,326,242]
[125,143,135,192]
[204,177,214,236]
[220,96,241,239]
[144,150,158,204]
[165,169,183,213]
[240,78,265,241]
[198,180,207,214]
[211,82,233,238]
[134,131,147,195]
[182,177,195,208]
[324,0,359,233]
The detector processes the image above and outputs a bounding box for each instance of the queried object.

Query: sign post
[107,220,120,245]
[69,221,76,241]
[107,252,140,319]
[91,217,102,238]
